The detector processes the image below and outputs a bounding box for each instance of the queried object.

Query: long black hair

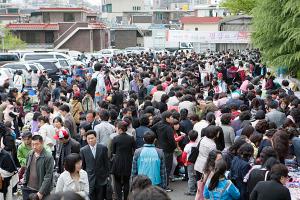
[208,159,227,191]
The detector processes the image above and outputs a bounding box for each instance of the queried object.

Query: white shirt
[152,91,166,102]
[167,96,180,106]
[193,120,209,142]
[89,145,96,158]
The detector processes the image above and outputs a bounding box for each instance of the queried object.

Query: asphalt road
[168,180,196,200]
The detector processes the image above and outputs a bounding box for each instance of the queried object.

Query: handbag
[188,137,203,163]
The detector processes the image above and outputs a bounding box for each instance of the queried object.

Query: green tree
[220,0,257,14]
[251,0,300,78]
[0,29,26,51]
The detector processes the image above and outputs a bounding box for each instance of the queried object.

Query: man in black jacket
[54,129,80,173]
[151,111,176,189]
[80,130,109,200]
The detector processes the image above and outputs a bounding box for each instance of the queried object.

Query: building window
[43,12,50,23]
[63,13,75,22]
[25,31,40,43]
[106,4,112,13]
[195,27,198,31]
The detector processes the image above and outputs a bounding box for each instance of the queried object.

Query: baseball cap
[53,129,69,140]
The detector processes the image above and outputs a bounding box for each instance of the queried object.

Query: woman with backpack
[203,159,240,200]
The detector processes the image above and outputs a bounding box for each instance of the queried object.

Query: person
[54,129,81,174]
[203,159,240,200]
[111,121,136,200]
[265,101,286,128]
[195,149,223,200]
[56,153,89,199]
[80,130,109,200]
[129,175,152,199]
[250,164,291,200]
[135,114,151,148]
[230,143,254,200]
[37,116,56,151]
[13,70,23,92]
[151,111,176,190]
[70,92,84,126]
[59,104,78,139]
[181,130,198,196]
[220,113,235,148]
[246,156,279,196]
[194,125,217,180]
[85,111,99,129]
[45,191,85,200]
[17,131,32,179]
[53,116,68,133]
[131,131,167,189]
[131,186,171,200]
[94,109,115,147]
[92,63,106,106]
[22,135,54,200]
[0,143,18,200]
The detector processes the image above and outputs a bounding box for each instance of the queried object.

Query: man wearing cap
[54,129,80,174]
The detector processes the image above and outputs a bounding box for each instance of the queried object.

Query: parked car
[0,53,20,66]
[124,47,149,55]
[98,49,122,58]
[1,62,44,72]
[30,60,61,80]
[0,68,13,87]
[22,52,71,62]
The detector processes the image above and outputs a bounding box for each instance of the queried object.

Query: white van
[22,52,71,62]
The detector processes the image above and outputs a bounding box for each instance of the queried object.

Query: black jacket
[56,138,80,173]
[152,121,176,153]
[250,180,291,200]
[80,144,109,187]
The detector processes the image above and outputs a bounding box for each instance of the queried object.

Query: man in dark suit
[85,111,100,129]
[80,130,109,200]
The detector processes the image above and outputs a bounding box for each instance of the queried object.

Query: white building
[101,0,144,22]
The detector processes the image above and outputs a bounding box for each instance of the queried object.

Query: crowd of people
[0,49,299,200]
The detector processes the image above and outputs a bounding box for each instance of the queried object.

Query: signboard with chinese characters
[167,30,251,44]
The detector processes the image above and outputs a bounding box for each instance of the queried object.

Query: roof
[219,15,252,24]
[6,23,59,30]
[38,7,94,13]
[89,23,106,29]
[180,17,223,24]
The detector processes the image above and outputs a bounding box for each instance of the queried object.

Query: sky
[86,0,101,5]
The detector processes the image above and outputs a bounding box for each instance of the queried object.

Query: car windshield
[0,54,19,61]
[2,64,26,70]
[24,54,54,61]
[59,60,69,67]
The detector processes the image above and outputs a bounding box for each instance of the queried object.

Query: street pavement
[168,180,196,200]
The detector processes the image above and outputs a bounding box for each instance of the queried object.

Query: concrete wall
[93,29,101,51]
[114,30,137,49]
[183,23,219,31]
[48,12,83,22]
[60,29,91,52]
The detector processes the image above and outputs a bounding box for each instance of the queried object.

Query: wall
[114,30,137,49]
[220,18,252,31]
[60,29,90,51]
[93,29,101,51]
[48,12,83,23]
[183,23,219,31]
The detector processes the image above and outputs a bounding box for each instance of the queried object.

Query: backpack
[287,88,294,96]
[188,137,203,163]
